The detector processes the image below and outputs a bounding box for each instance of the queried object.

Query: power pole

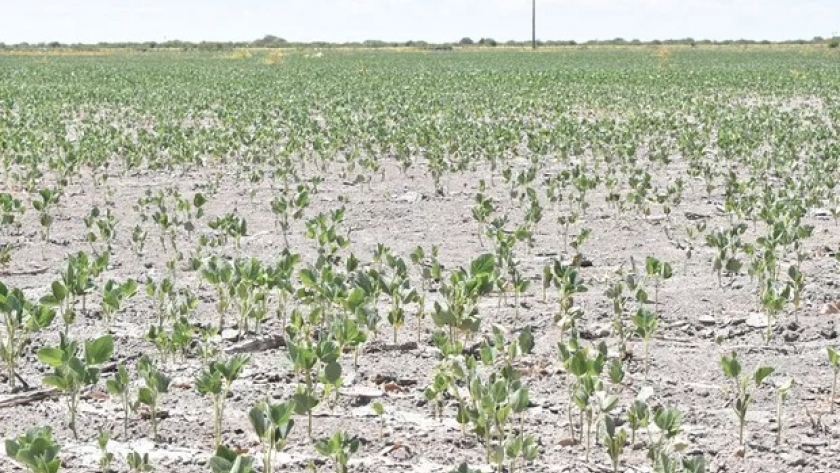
[532,0,537,49]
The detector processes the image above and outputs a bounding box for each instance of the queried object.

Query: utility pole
[532,0,537,49]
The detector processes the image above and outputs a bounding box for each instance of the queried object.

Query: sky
[0,0,838,45]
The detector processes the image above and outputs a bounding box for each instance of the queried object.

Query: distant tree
[478,38,498,47]
[459,37,474,45]
[363,40,387,48]
[830,40,840,49]
[252,35,287,48]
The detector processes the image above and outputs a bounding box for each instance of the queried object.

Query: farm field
[1,47,840,473]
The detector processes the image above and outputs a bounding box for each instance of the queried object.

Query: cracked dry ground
[1,157,840,473]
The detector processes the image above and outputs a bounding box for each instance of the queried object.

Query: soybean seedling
[270,183,311,248]
[84,206,118,255]
[196,354,251,447]
[135,355,171,441]
[720,351,774,446]
[98,430,114,473]
[32,187,61,254]
[0,193,24,267]
[626,399,650,446]
[557,334,607,448]
[209,445,255,473]
[602,415,627,473]
[644,256,672,315]
[776,378,795,446]
[632,309,658,378]
[105,363,132,438]
[38,334,114,438]
[649,406,684,467]
[760,280,789,343]
[472,181,495,247]
[569,227,592,264]
[130,224,148,258]
[0,283,56,388]
[209,212,248,254]
[126,451,153,473]
[372,402,385,439]
[101,279,138,331]
[314,431,361,473]
[4,426,62,473]
[786,265,805,324]
[608,358,625,389]
[287,336,342,437]
[827,347,840,412]
[202,256,234,332]
[249,400,295,473]
[545,259,588,341]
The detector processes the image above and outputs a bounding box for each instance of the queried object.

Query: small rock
[581,324,611,339]
[699,314,717,326]
[784,331,800,343]
[685,212,710,221]
[812,208,831,219]
[221,329,240,342]
[637,386,655,402]
[714,327,732,340]
[558,437,578,447]
[787,321,800,331]
[728,316,747,326]
[781,452,808,467]
[821,325,838,340]
[394,192,424,204]
[746,313,768,329]
[822,302,840,315]
[340,387,384,399]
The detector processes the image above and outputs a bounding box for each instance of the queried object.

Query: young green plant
[196,354,251,447]
[135,355,171,441]
[248,400,295,473]
[720,351,774,446]
[4,426,62,473]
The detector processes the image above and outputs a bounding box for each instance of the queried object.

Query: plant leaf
[85,335,114,365]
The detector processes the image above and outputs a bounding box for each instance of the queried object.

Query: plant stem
[567,388,576,440]
[69,391,80,439]
[585,411,591,462]
[151,402,158,441]
[654,280,659,315]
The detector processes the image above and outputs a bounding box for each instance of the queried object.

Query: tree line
[2,34,838,51]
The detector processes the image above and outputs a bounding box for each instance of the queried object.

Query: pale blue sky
[1,0,837,44]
